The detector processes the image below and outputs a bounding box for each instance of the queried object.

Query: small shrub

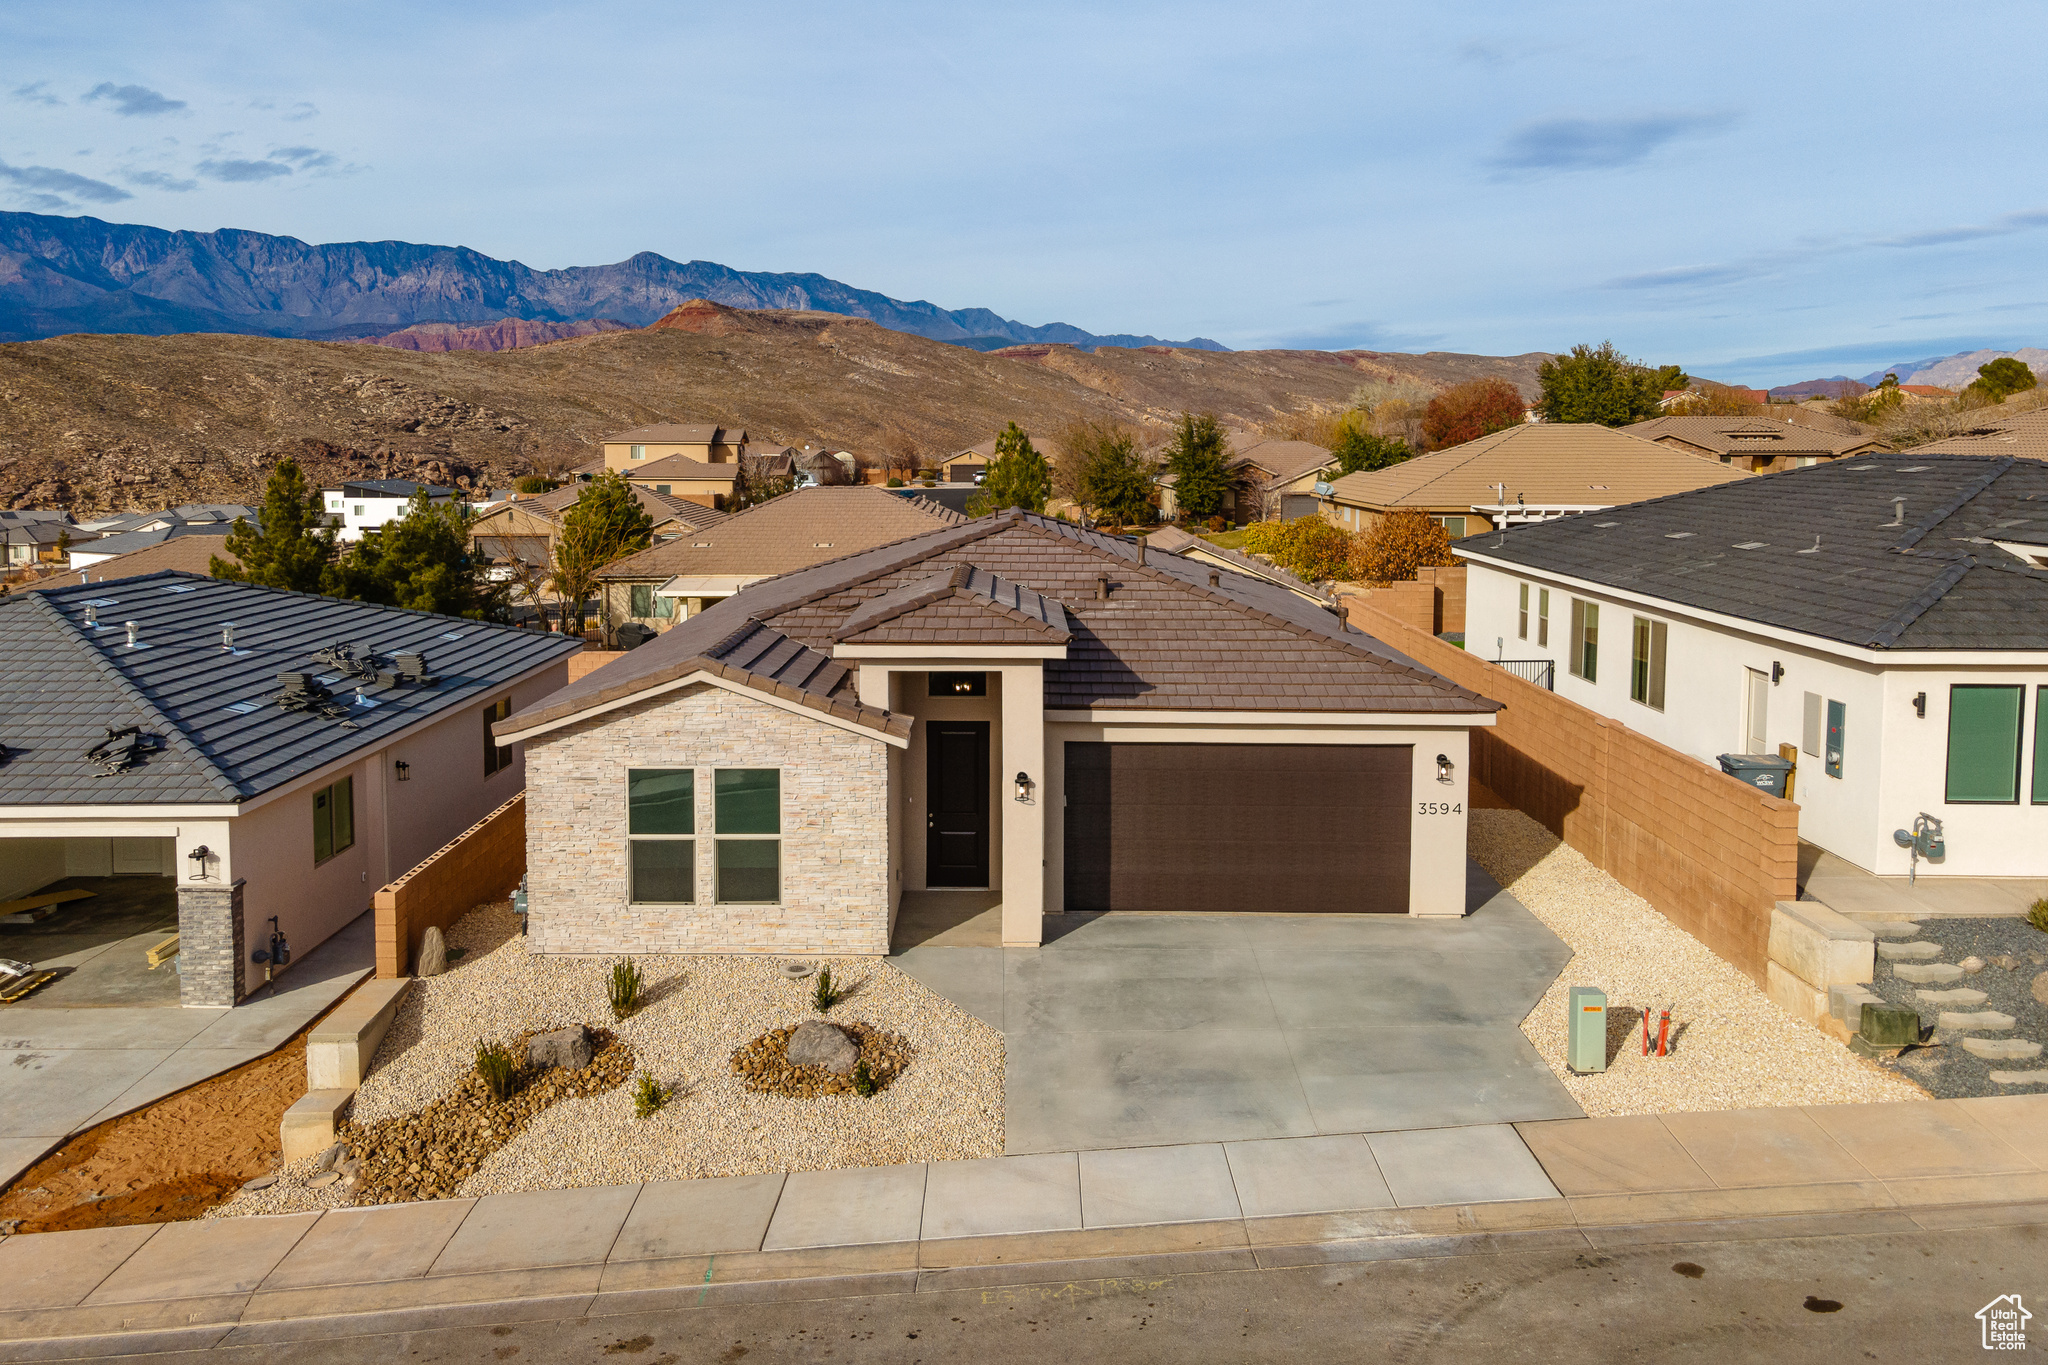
[475,1040,517,1101]
[2030,897,2048,934]
[853,1059,877,1097]
[886,477,903,487]
[633,1072,666,1119]
[608,957,644,1020]
[1208,515,1226,532]
[812,965,846,1012]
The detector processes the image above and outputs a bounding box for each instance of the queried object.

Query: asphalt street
[71,1219,2044,1365]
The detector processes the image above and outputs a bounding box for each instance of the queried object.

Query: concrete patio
[891,860,1582,1154]
[1799,843,2048,920]
[0,911,375,1188]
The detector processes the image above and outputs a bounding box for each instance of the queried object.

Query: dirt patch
[0,1038,308,1234]
[731,1022,914,1098]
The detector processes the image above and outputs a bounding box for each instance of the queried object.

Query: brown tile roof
[527,482,728,530]
[1229,438,1335,486]
[1917,407,2048,460]
[595,485,967,584]
[836,565,1071,644]
[73,537,242,583]
[622,453,740,482]
[1325,422,1750,511]
[1145,525,1332,600]
[508,509,1497,737]
[1623,415,1883,458]
[602,423,741,445]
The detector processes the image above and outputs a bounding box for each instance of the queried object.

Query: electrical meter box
[1568,986,1608,1073]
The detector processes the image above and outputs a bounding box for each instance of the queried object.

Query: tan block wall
[568,650,627,683]
[374,793,526,979]
[1345,601,1798,983]
[523,683,891,956]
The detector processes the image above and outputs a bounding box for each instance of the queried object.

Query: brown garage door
[1063,743,1412,914]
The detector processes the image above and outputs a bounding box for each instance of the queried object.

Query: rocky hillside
[352,318,632,352]
[0,300,1550,513]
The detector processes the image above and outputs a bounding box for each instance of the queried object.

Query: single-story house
[1155,435,1333,523]
[322,480,458,542]
[73,537,244,583]
[468,483,727,578]
[941,435,1065,485]
[1622,415,1885,471]
[498,509,1500,956]
[1145,524,1333,605]
[595,486,965,641]
[69,522,237,570]
[1456,452,2048,878]
[67,505,258,569]
[1917,406,2048,459]
[1319,423,1751,539]
[1,510,79,569]
[0,572,578,1005]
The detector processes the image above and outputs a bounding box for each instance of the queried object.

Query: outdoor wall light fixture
[1014,771,1035,802]
[186,844,211,880]
[1771,661,1784,685]
[394,759,411,781]
[1436,753,1456,784]
[952,677,976,694]
[1913,692,1927,719]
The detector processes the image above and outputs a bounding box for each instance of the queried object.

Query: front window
[313,775,354,864]
[628,769,695,903]
[352,504,365,517]
[2033,687,2048,804]
[1435,515,1467,537]
[630,444,645,460]
[1946,685,2022,804]
[1569,599,1598,682]
[484,697,513,776]
[1538,589,1549,647]
[1517,583,1529,641]
[1630,616,1666,710]
[715,769,780,903]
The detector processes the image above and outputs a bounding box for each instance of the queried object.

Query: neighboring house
[1457,453,2048,879]
[71,537,243,583]
[942,436,1065,486]
[73,505,256,539]
[601,423,748,471]
[0,572,578,1005]
[1917,406,2048,460]
[1156,435,1333,523]
[1623,415,1885,471]
[69,522,240,570]
[498,509,1498,958]
[1145,524,1334,605]
[595,486,966,640]
[1,510,78,568]
[468,484,727,578]
[1318,423,1750,538]
[321,480,458,542]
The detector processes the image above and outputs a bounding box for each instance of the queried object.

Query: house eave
[1042,708,1497,727]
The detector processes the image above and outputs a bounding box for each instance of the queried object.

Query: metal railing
[1493,658,1555,690]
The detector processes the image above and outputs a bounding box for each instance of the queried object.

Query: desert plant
[852,1059,878,1097]
[812,965,846,1012]
[475,1039,517,1101]
[2030,897,2048,934]
[608,957,644,1020]
[633,1072,667,1119]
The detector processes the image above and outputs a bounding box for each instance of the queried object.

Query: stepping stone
[307,1171,341,1189]
[1937,1011,2017,1031]
[1865,922,1922,938]
[1878,941,1942,960]
[1990,1070,2048,1085]
[1961,1037,2044,1061]
[1894,963,1965,984]
[241,1175,276,1192]
[1917,988,1989,1005]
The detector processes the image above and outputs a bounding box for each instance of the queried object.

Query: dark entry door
[1064,743,1412,913]
[927,722,991,887]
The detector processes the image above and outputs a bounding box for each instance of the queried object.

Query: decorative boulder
[786,1020,858,1075]
[416,926,447,978]
[527,1024,596,1073]
[2032,972,2048,1008]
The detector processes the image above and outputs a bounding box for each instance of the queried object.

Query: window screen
[313,775,354,864]
[484,697,513,776]
[1946,685,2022,803]
[1517,583,1528,641]
[1630,617,1666,710]
[2033,687,2048,805]
[627,769,695,903]
[1537,589,1549,647]
[1569,599,1598,682]
[715,769,781,902]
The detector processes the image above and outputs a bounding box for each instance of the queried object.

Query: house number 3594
[1416,802,1463,815]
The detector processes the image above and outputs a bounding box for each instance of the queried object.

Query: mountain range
[0,212,1226,352]
[1856,348,2048,389]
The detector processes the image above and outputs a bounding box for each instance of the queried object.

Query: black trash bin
[1717,752,1793,798]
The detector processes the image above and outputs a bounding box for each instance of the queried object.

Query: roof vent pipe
[1136,541,1146,566]
[1889,496,1906,527]
[84,604,98,629]
[1209,571,1220,588]
[125,620,139,648]
[1096,575,1110,601]
[221,623,235,653]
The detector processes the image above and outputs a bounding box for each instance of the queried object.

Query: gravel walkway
[1470,810,1922,1116]
[216,902,1003,1219]
[1860,917,2048,1098]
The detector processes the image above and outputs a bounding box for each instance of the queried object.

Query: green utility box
[1857,1004,1922,1051]
[1568,986,1608,1073]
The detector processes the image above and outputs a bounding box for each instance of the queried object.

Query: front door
[926,722,991,887]
[1744,668,1769,754]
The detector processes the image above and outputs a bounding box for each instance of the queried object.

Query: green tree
[1062,420,1156,527]
[966,422,1052,515]
[1422,378,1526,448]
[325,491,504,619]
[211,457,334,592]
[1330,428,1412,475]
[546,471,655,634]
[1162,412,1232,521]
[514,475,557,495]
[1970,357,2039,404]
[1536,342,1687,426]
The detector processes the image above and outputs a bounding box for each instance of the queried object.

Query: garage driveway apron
[891,860,1583,1154]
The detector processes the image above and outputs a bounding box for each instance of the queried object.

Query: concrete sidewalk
[0,912,374,1188]
[1,1094,2042,1355]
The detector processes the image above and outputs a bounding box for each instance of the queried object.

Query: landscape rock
[1960,1037,2044,1062]
[314,1143,344,1173]
[527,1024,596,1073]
[1988,955,2020,971]
[2034,972,2048,1008]
[1990,1069,2048,1085]
[1936,1011,2017,1032]
[1916,988,1989,1006]
[1961,956,1986,974]
[1876,941,1942,961]
[1893,963,1965,984]
[785,1020,859,1075]
[416,927,447,978]
[1864,922,1922,938]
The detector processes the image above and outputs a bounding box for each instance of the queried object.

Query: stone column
[178,878,246,1008]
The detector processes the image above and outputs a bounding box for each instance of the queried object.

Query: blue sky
[3,1,2043,384]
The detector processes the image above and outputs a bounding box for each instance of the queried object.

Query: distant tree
[1330,427,1412,475]
[325,491,504,619]
[1969,357,2039,405]
[1349,509,1459,583]
[967,422,1052,515]
[542,471,656,634]
[1242,516,1355,581]
[212,457,333,593]
[1161,412,1233,521]
[730,462,797,512]
[1422,379,1526,448]
[1537,342,1687,426]
[1063,420,1155,527]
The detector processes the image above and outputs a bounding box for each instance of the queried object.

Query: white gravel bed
[215,901,1002,1217]
[1472,809,1923,1115]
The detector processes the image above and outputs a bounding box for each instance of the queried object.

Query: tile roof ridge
[19,586,245,800]
[749,516,1016,614]
[1864,558,1975,649]
[1894,455,2015,551]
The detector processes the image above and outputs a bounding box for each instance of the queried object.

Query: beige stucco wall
[523,681,892,956]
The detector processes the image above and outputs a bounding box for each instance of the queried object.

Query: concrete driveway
[891,862,1581,1154]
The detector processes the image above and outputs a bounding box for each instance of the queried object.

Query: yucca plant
[608,957,644,1020]
[812,965,845,1013]
[475,1039,517,1101]
[852,1058,877,1097]
[633,1072,666,1120]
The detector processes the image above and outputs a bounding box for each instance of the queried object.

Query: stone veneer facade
[524,682,892,955]
[177,878,245,1008]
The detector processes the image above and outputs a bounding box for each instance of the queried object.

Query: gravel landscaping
[215,901,1003,1219]
[1470,809,1923,1116]
[1860,917,2048,1099]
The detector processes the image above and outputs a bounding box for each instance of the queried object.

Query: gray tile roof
[1456,453,2048,651]
[0,573,580,806]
